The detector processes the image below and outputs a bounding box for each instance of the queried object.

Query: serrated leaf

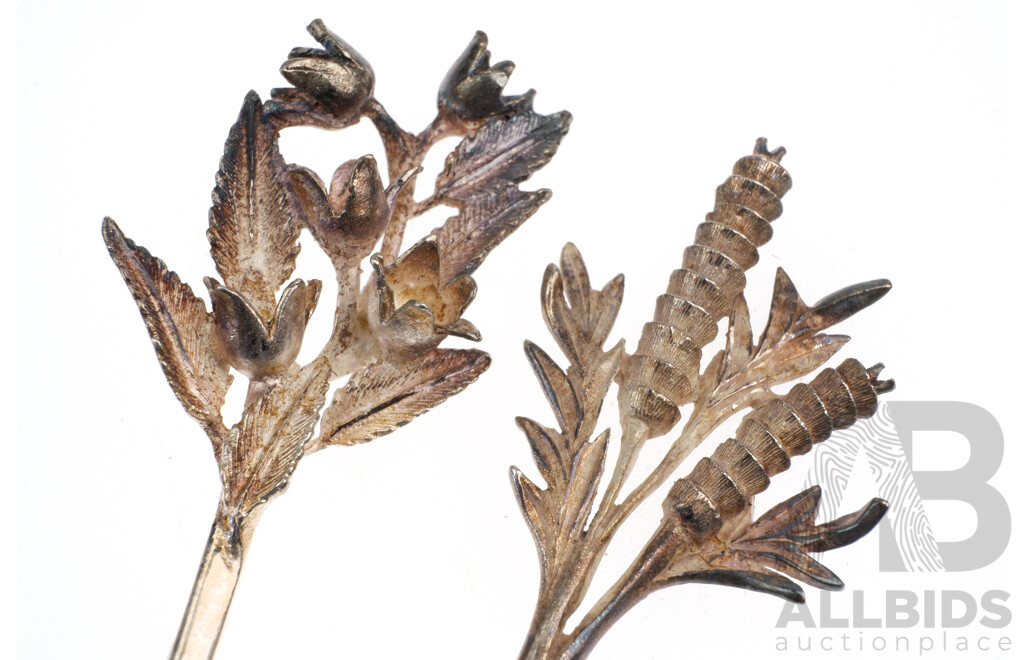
[517,416,568,490]
[437,187,550,283]
[103,218,231,442]
[435,110,571,199]
[208,91,302,319]
[432,109,571,283]
[318,349,491,446]
[220,358,331,518]
[524,340,581,437]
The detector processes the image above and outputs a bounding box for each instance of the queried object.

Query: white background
[11,0,1022,658]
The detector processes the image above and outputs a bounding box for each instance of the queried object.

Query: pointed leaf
[697,349,726,403]
[220,358,331,517]
[524,340,581,436]
[561,430,609,542]
[742,334,850,391]
[756,268,805,354]
[559,242,592,320]
[103,218,231,441]
[798,498,889,552]
[582,341,624,416]
[721,294,753,381]
[541,264,580,367]
[792,279,892,336]
[737,486,822,543]
[668,487,884,600]
[510,465,554,561]
[666,569,806,603]
[734,542,844,589]
[590,273,625,351]
[318,349,491,446]
[208,91,302,319]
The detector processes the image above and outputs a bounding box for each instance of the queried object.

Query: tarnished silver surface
[103,19,570,660]
[510,142,894,660]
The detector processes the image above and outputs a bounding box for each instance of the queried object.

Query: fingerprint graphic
[804,403,944,572]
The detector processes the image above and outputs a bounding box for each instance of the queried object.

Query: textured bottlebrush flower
[368,237,480,361]
[510,142,895,660]
[205,277,321,379]
[290,155,417,265]
[268,19,374,129]
[438,30,533,128]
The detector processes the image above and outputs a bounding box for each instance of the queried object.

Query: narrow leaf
[737,486,822,543]
[319,349,491,446]
[517,416,568,490]
[559,242,592,320]
[581,342,624,425]
[562,430,609,541]
[721,294,753,381]
[742,334,850,389]
[524,340,581,436]
[667,569,806,603]
[102,218,231,440]
[510,465,554,561]
[736,543,844,589]
[541,265,580,367]
[798,498,889,552]
[756,268,805,354]
[792,279,892,336]
[208,91,302,319]
[220,358,331,516]
[590,273,625,351]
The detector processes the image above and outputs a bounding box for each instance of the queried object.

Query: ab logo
[805,401,1010,572]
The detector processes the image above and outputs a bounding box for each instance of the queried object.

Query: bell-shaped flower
[367,237,480,361]
[268,19,374,130]
[290,155,417,266]
[438,31,533,128]
[205,276,321,378]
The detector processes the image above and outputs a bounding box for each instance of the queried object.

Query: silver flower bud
[367,237,480,361]
[278,19,374,129]
[438,31,532,128]
[290,156,418,266]
[206,277,321,378]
